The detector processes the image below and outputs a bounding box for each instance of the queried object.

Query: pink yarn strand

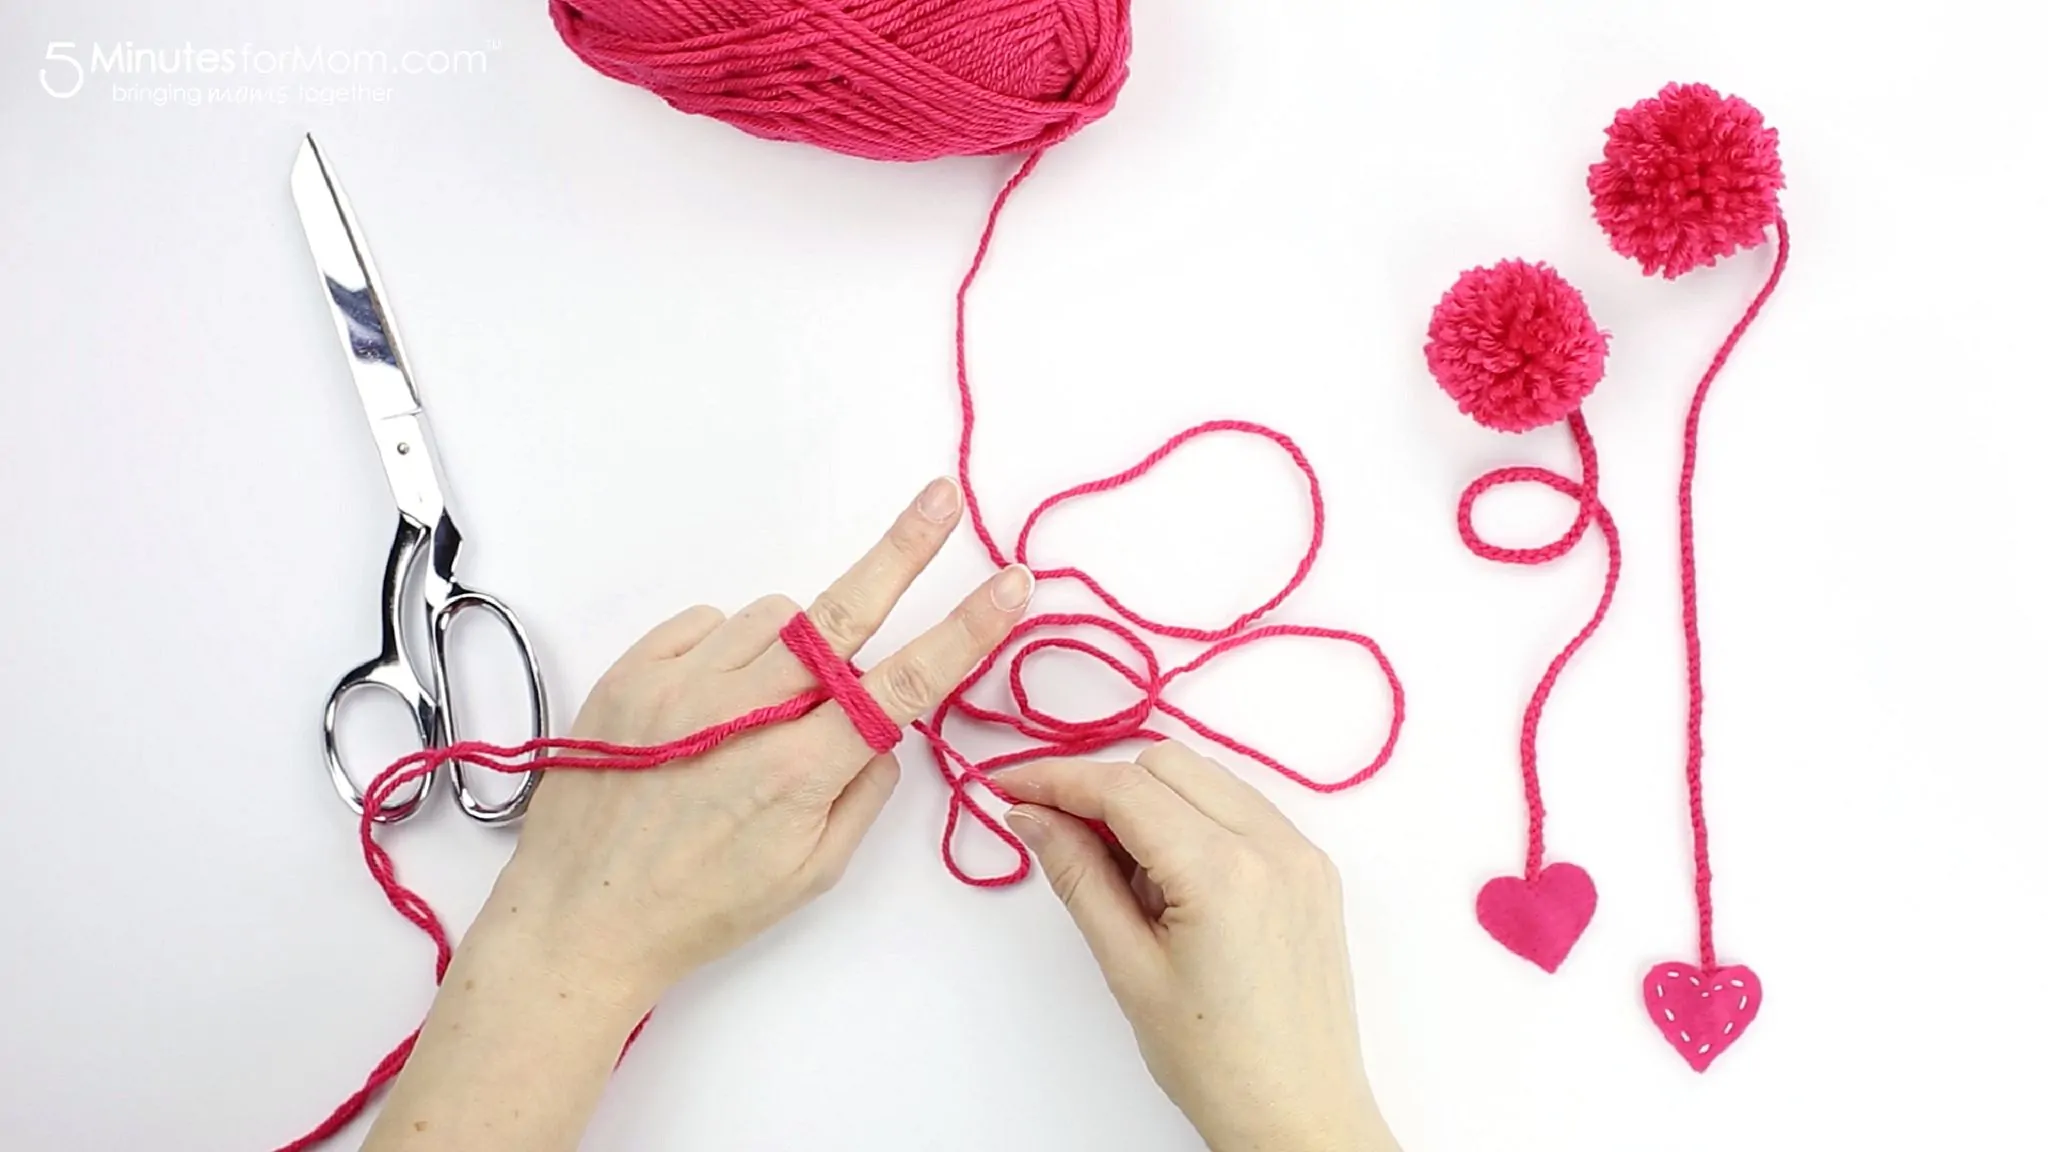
[932,148,1404,886]
[954,150,1045,567]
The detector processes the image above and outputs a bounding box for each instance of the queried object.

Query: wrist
[464,885,668,1026]
[365,891,658,1149]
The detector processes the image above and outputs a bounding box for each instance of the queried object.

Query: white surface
[2,1,2042,1149]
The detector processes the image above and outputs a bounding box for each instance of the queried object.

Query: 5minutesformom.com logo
[39,40,495,100]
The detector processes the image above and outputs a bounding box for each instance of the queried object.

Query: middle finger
[784,562,1033,772]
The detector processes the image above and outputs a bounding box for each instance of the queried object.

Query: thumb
[1007,804,1160,986]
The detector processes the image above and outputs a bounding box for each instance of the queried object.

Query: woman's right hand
[996,742,1399,1152]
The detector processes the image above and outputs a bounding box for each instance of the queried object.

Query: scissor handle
[322,516,442,822]
[322,654,438,823]
[431,586,548,825]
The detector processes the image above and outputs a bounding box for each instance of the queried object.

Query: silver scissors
[290,134,546,825]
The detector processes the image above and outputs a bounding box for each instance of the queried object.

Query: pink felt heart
[1474,862,1596,973]
[1642,962,1762,1072]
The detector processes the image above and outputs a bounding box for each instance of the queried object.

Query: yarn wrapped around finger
[550,0,1133,161]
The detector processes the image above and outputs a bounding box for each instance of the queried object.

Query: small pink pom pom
[1590,82,1785,279]
[1425,260,1609,434]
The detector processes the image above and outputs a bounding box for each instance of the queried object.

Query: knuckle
[881,515,927,562]
[588,663,633,702]
[1134,741,1186,771]
[750,762,804,806]
[665,605,726,652]
[655,678,705,724]
[1267,838,1337,889]
[1286,832,1335,869]
[1045,856,1091,908]
[1100,762,1148,796]
[1209,842,1271,895]
[801,854,849,899]
[878,657,941,713]
[1295,841,1339,884]
[808,594,867,647]
[1098,763,1154,813]
[745,593,798,623]
[954,601,1007,650]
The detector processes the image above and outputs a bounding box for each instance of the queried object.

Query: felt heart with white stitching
[1642,961,1762,1072]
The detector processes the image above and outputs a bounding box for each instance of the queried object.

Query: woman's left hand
[496,475,1031,997]
[362,476,1031,1152]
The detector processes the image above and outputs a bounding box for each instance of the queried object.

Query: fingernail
[982,766,1020,802]
[916,476,961,522]
[991,564,1034,611]
[1005,807,1049,851]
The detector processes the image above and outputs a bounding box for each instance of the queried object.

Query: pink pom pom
[1425,260,1609,434]
[1590,82,1784,279]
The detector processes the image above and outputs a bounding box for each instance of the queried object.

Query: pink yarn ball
[1590,82,1784,279]
[1425,260,1609,434]
[550,0,1132,162]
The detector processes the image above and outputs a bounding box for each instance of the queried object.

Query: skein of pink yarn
[550,0,1132,161]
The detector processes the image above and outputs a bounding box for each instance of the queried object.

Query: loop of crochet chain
[1453,411,1619,879]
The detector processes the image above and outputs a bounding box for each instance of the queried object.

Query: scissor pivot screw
[397,442,411,454]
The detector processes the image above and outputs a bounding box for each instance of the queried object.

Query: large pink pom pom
[1590,82,1784,279]
[1425,260,1609,434]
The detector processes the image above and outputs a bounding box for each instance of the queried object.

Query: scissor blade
[290,135,420,424]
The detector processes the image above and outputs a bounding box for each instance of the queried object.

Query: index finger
[807,476,963,657]
[745,477,963,693]
[992,757,1223,876]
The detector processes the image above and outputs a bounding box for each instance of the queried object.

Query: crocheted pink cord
[1681,217,1788,971]
[1589,81,1787,1069]
[1456,412,1620,879]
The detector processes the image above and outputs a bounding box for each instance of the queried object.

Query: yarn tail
[953,149,1043,567]
[1678,217,1788,970]
[271,1029,419,1152]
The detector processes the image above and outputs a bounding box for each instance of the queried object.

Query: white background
[3,1,2042,1149]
